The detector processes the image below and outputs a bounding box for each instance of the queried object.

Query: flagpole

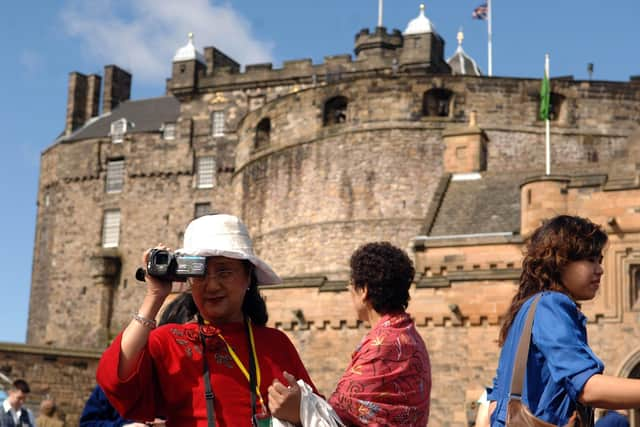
[545,53,551,175]
[378,0,383,27]
[488,0,493,76]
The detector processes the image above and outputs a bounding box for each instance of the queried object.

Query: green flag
[539,68,550,120]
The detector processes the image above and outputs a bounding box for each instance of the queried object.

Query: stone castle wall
[0,344,100,426]
[26,37,640,425]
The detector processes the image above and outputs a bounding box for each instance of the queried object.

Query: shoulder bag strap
[510,294,542,398]
[200,332,216,427]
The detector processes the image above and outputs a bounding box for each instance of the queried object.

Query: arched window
[548,93,565,121]
[323,96,348,126]
[255,118,271,150]
[423,89,453,117]
[538,92,565,122]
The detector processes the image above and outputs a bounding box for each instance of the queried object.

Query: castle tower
[399,4,450,73]
[354,26,403,63]
[168,33,206,98]
[520,175,570,237]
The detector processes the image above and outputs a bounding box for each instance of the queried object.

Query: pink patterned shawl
[328,312,431,426]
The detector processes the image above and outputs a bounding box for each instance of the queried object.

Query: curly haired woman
[268,242,431,426]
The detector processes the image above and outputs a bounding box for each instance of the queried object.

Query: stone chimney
[65,72,88,136]
[85,74,102,122]
[203,46,240,75]
[102,65,132,114]
[442,111,488,173]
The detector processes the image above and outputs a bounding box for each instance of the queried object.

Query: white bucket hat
[176,214,281,285]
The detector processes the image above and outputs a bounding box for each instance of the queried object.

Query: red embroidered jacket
[97,321,316,427]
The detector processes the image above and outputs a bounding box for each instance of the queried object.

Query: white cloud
[60,0,275,84]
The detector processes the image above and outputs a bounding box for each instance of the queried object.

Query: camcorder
[135,249,206,282]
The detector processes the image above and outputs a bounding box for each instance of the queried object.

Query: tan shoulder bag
[506,294,593,427]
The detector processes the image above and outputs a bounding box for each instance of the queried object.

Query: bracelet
[132,313,157,330]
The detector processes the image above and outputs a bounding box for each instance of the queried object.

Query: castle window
[548,93,565,121]
[631,265,640,309]
[255,118,271,150]
[102,209,120,248]
[196,156,216,188]
[105,159,125,193]
[212,111,225,137]
[423,89,453,117]
[194,202,212,218]
[323,96,348,126]
[162,123,176,140]
[540,93,566,122]
[110,118,128,143]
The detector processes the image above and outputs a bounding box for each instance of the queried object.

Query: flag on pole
[539,65,551,120]
[472,3,488,20]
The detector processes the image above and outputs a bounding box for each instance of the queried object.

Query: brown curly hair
[350,241,415,314]
[498,215,607,346]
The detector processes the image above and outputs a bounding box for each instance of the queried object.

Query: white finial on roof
[173,32,205,63]
[404,3,436,35]
[457,28,464,47]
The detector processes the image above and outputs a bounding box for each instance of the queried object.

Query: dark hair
[190,260,269,326]
[242,264,268,326]
[159,292,198,326]
[12,379,30,394]
[350,241,415,314]
[498,215,607,346]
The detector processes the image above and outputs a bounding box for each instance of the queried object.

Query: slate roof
[59,96,180,143]
[427,171,524,236]
[447,46,482,76]
[425,164,634,237]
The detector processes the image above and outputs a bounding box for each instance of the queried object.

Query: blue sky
[1,0,638,344]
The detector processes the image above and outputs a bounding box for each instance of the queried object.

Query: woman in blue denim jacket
[489,215,640,426]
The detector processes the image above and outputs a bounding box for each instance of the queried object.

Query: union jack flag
[472,3,488,20]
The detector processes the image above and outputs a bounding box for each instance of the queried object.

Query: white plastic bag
[272,380,345,427]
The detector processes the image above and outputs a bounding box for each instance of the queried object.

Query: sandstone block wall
[0,344,100,426]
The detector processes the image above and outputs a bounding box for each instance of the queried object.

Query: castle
[5,5,640,425]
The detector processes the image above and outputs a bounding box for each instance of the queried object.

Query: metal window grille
[197,157,216,188]
[106,160,125,193]
[212,111,224,137]
[102,210,121,248]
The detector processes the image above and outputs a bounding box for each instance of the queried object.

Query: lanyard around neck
[214,319,263,400]
[200,318,266,412]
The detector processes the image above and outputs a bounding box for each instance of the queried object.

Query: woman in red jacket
[97,214,317,427]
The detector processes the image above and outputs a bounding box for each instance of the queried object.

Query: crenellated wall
[28,29,640,426]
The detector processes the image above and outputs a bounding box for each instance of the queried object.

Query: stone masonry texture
[13,24,640,426]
